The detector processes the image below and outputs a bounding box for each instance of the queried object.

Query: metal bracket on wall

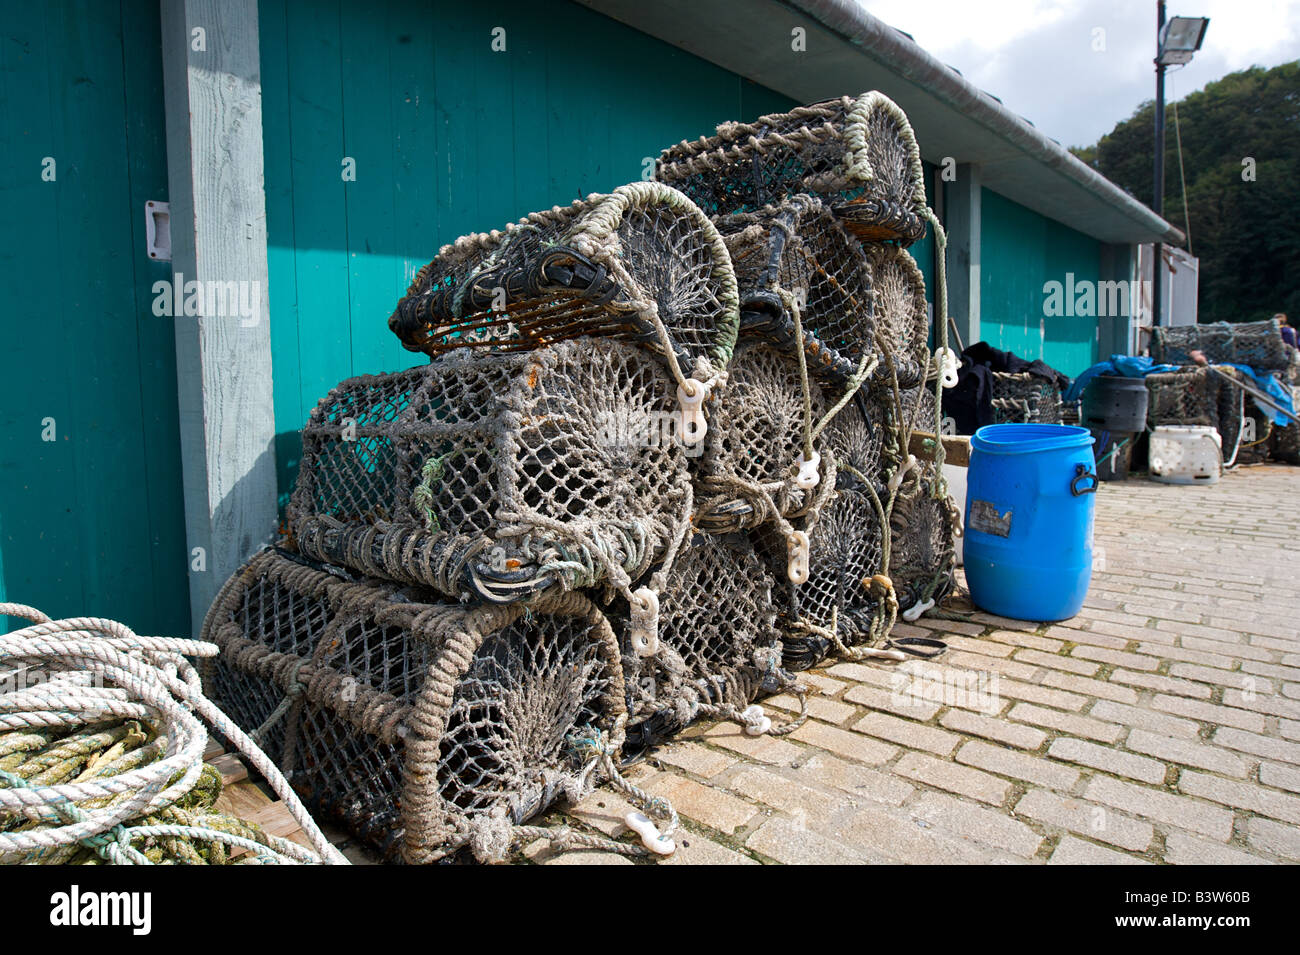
[146,200,171,261]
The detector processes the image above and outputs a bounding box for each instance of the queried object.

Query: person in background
[1277,313,1298,349]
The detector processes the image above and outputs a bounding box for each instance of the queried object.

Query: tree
[1073,62,1300,324]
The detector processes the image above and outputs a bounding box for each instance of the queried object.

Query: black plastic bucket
[1081,374,1149,433]
[1089,428,1134,481]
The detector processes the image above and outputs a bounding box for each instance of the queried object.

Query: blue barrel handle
[1070,463,1099,497]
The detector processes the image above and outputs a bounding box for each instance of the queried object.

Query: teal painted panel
[980,188,1101,377]
[260,0,800,503]
[0,0,188,634]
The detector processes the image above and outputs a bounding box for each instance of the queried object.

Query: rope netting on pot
[1151,319,1290,372]
[1145,365,1246,467]
[755,482,889,671]
[991,372,1064,425]
[201,549,678,864]
[618,532,805,752]
[656,91,928,244]
[1271,387,1300,464]
[693,340,835,535]
[388,181,739,418]
[887,464,959,621]
[0,603,344,865]
[868,244,931,390]
[717,194,876,393]
[821,389,889,496]
[1146,367,1218,428]
[288,336,694,607]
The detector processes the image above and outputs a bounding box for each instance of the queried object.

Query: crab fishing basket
[693,340,833,533]
[287,336,693,604]
[1151,319,1290,372]
[388,181,739,401]
[201,549,630,864]
[1145,365,1249,466]
[1270,409,1300,464]
[717,194,877,392]
[656,91,928,245]
[822,389,889,495]
[867,243,931,389]
[756,482,887,671]
[619,532,795,751]
[888,466,959,616]
[1146,367,1218,428]
[991,372,1064,425]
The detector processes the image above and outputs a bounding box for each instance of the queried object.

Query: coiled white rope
[0,602,347,865]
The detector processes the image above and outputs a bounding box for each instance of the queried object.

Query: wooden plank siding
[258,0,797,504]
[0,0,188,634]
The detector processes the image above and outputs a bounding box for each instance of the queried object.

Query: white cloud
[857,0,1300,145]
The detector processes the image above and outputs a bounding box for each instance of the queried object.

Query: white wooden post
[160,0,276,634]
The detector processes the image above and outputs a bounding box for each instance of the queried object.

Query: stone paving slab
[535,465,1300,864]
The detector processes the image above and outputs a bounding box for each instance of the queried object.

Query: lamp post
[1152,4,1209,331]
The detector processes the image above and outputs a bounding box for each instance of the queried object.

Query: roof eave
[576,0,1185,246]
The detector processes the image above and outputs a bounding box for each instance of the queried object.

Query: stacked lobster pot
[991,373,1064,425]
[658,91,958,672]
[1147,318,1299,468]
[202,93,960,864]
[202,182,807,864]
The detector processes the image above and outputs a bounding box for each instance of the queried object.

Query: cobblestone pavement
[529,464,1300,865]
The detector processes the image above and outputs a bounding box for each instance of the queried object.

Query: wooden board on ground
[205,745,312,857]
[208,752,249,787]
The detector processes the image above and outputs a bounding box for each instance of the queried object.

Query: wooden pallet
[204,736,313,855]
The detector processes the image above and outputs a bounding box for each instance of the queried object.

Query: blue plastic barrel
[963,424,1099,621]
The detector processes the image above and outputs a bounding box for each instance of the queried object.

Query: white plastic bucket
[1148,425,1222,485]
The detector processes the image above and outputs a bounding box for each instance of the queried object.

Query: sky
[857,0,1300,148]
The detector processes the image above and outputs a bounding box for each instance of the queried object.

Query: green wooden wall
[258,0,797,506]
[979,187,1103,376]
[0,0,189,634]
[0,0,1113,635]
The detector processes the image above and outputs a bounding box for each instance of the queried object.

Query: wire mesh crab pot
[693,341,830,533]
[201,549,626,864]
[1151,319,1290,372]
[287,336,692,604]
[388,181,739,389]
[656,91,928,245]
[1144,365,1251,465]
[619,532,788,751]
[991,372,1063,425]
[888,469,959,616]
[1270,414,1300,465]
[1216,366,1273,465]
[755,483,886,671]
[1145,367,1218,428]
[717,195,876,393]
